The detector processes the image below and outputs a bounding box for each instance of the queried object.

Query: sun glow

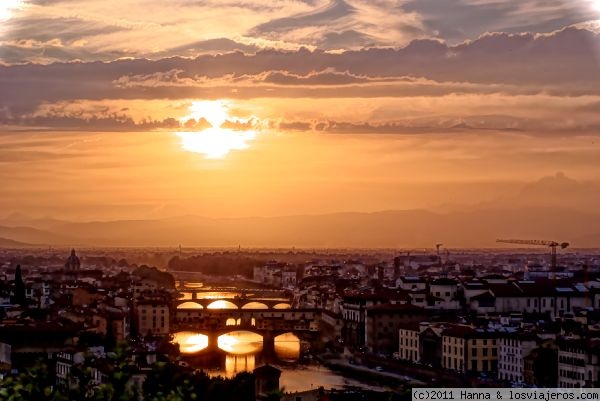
[0,0,23,21]
[176,100,257,159]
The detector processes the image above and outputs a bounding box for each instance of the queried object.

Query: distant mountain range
[0,207,599,248]
[1,173,599,249]
[0,237,37,248]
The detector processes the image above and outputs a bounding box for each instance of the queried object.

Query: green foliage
[0,345,256,401]
[0,362,67,401]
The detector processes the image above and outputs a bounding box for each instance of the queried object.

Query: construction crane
[496,239,569,270]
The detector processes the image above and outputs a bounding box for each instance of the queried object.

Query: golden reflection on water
[173,331,209,353]
[218,331,263,354]
[225,354,256,374]
[274,332,300,361]
[173,330,300,377]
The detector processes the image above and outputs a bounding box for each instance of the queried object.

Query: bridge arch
[177,301,203,309]
[206,300,238,309]
[226,318,243,326]
[218,330,263,354]
[241,302,269,309]
[273,302,292,309]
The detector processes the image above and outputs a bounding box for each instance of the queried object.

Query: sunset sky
[1,0,600,222]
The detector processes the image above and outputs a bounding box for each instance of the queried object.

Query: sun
[0,0,24,21]
[186,100,229,128]
[176,100,257,159]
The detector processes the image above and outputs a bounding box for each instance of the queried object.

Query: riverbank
[315,355,425,390]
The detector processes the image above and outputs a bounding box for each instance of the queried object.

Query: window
[472,348,478,357]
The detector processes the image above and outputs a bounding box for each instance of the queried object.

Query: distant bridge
[175,288,293,310]
[175,297,293,310]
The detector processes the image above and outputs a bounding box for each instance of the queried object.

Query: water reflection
[172,331,300,374]
[274,333,300,361]
[218,331,263,354]
[225,354,256,375]
[173,331,208,353]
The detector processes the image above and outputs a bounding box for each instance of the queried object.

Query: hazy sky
[1,0,600,221]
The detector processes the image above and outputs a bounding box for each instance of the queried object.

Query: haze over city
[1,0,600,248]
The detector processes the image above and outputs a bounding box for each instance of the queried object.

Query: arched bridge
[173,308,320,355]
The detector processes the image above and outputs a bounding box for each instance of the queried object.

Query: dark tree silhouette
[12,264,26,305]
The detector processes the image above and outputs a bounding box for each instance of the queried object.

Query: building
[442,325,498,374]
[254,364,281,401]
[498,333,539,383]
[135,299,169,336]
[524,341,558,387]
[398,322,420,363]
[558,338,588,388]
[365,304,427,355]
[419,322,447,367]
[341,293,389,348]
[397,276,427,292]
[65,249,81,272]
[429,278,460,309]
[557,338,600,388]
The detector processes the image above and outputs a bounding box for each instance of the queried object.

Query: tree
[0,361,67,401]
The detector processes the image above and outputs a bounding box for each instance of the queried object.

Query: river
[172,286,392,392]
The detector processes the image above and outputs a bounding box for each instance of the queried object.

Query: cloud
[402,0,596,44]
[0,24,598,132]
[248,0,427,50]
[0,25,598,97]
[2,0,597,65]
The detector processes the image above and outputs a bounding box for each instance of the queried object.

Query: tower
[65,249,81,271]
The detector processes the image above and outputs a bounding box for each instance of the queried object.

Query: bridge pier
[262,331,276,360]
[207,333,219,352]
